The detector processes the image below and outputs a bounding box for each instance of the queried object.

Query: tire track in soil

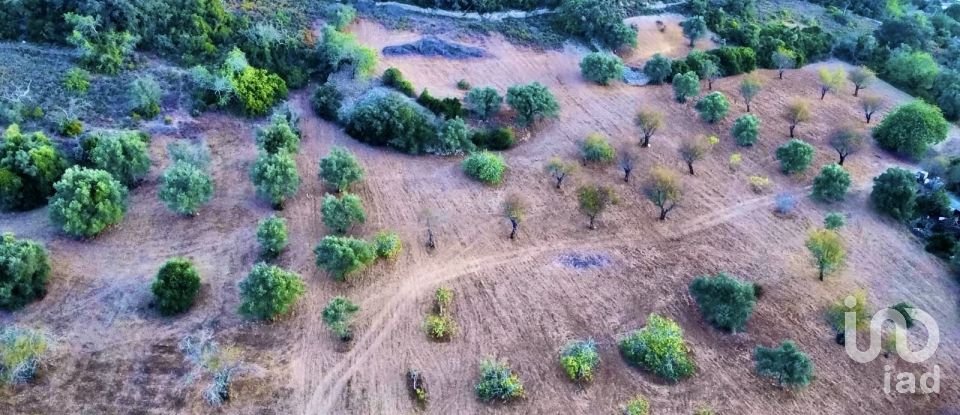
[302,185,788,413]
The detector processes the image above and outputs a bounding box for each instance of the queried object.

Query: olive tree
[577,184,617,229]
[0,233,50,310]
[634,108,664,147]
[679,135,717,175]
[159,161,214,216]
[643,54,673,85]
[847,66,875,97]
[870,167,918,221]
[506,82,560,126]
[732,114,760,146]
[49,166,128,238]
[0,125,67,211]
[739,73,762,112]
[581,133,615,165]
[238,262,305,320]
[645,166,682,220]
[323,296,360,342]
[828,125,865,166]
[462,151,507,185]
[783,99,811,138]
[689,273,757,332]
[873,101,948,159]
[806,228,845,281]
[255,116,300,154]
[618,147,636,182]
[681,16,707,47]
[151,258,202,316]
[673,72,700,103]
[818,68,845,100]
[546,157,577,189]
[314,235,377,281]
[812,164,852,202]
[771,49,796,80]
[322,193,366,234]
[465,87,503,120]
[319,146,365,193]
[695,92,730,123]
[754,341,814,389]
[860,95,884,124]
[775,139,815,175]
[88,130,151,187]
[502,194,526,240]
[580,52,624,85]
[256,215,288,260]
[250,150,300,210]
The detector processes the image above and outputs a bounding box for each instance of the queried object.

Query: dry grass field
[1,14,959,415]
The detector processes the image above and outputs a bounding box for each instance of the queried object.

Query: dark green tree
[250,150,300,210]
[643,54,673,84]
[732,114,760,147]
[238,262,305,320]
[619,314,695,381]
[695,92,730,123]
[88,130,151,187]
[775,139,815,174]
[506,82,560,126]
[319,147,365,193]
[322,296,360,341]
[0,125,67,211]
[580,52,624,85]
[314,236,377,281]
[321,193,366,234]
[873,101,948,159]
[681,16,707,47]
[689,273,757,332]
[256,215,288,260]
[0,233,50,310]
[151,258,201,316]
[753,340,814,389]
[49,167,128,238]
[672,71,701,103]
[870,168,918,221]
[812,164,852,202]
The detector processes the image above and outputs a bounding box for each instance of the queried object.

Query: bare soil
[2,17,959,415]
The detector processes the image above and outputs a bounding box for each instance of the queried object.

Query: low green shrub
[462,151,507,185]
[0,233,50,310]
[475,359,524,402]
[311,84,344,121]
[374,231,403,259]
[581,133,615,164]
[49,166,128,238]
[689,273,757,332]
[619,314,695,381]
[559,339,600,383]
[383,68,417,97]
[256,216,288,260]
[471,127,516,150]
[151,258,202,316]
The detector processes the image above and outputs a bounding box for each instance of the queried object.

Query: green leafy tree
[0,125,67,211]
[49,166,127,238]
[806,229,845,281]
[916,188,952,218]
[934,70,960,121]
[230,63,289,116]
[753,340,814,389]
[812,164,852,202]
[645,166,682,220]
[323,296,360,341]
[373,231,403,259]
[817,68,845,100]
[581,133,616,164]
[344,90,437,154]
[506,82,559,126]
[775,139,815,175]
[314,235,377,281]
[322,193,366,234]
[129,76,162,118]
[619,314,695,381]
[151,258,201,316]
[580,52,624,85]
[847,66,875,97]
[824,212,845,230]
[772,49,796,79]
[0,233,50,310]
[255,116,300,154]
[634,108,664,147]
[883,47,938,96]
[559,339,600,383]
[546,157,577,189]
[732,114,760,146]
[311,83,343,121]
[870,168,918,221]
[462,151,506,185]
[679,135,717,175]
[672,71,701,103]
[695,92,730,123]
[643,54,673,84]
[238,262,305,320]
[554,0,637,49]
[578,184,617,230]
[873,101,948,159]
[65,13,138,75]
[475,359,525,402]
[88,130,151,187]
[681,16,707,47]
[784,99,811,137]
[250,150,300,210]
[159,162,214,216]
[739,73,762,112]
[319,147,364,193]
[257,215,288,260]
[828,125,864,166]
[428,117,476,156]
[689,273,757,332]
[465,87,503,119]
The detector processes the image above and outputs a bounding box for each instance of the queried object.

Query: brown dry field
[2,16,960,415]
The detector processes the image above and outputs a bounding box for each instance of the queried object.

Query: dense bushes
[190,49,288,117]
[559,339,600,383]
[49,166,128,238]
[238,262,305,320]
[418,90,466,120]
[0,125,67,211]
[812,164,851,202]
[707,46,757,76]
[871,168,918,222]
[462,151,507,185]
[428,118,476,156]
[619,314,695,381]
[382,68,416,97]
[0,326,48,385]
[314,235,377,281]
[87,130,151,186]
[580,52,624,85]
[506,82,560,126]
[318,25,377,79]
[374,231,403,260]
[732,114,760,146]
[775,139,815,175]
[129,76,162,118]
[256,116,300,155]
[311,84,344,121]
[0,233,50,310]
[65,13,138,75]
[344,90,438,154]
[471,127,516,151]
[151,258,202,316]
[475,359,525,402]
[465,87,503,120]
[319,147,365,192]
[257,215,288,260]
[873,101,948,159]
[554,0,637,50]
[689,273,757,332]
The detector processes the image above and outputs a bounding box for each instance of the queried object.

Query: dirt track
[1,16,959,415]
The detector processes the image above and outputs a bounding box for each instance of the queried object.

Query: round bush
[559,339,600,382]
[643,54,673,84]
[314,235,377,281]
[465,87,503,120]
[0,233,50,310]
[505,82,559,126]
[871,167,918,221]
[88,130,151,186]
[672,71,700,103]
[695,92,730,123]
[581,133,615,164]
[344,90,438,154]
[689,273,756,332]
[775,139,815,174]
[250,150,300,210]
[462,151,506,185]
[255,116,300,154]
[374,231,402,259]
[873,100,948,159]
[580,52,625,85]
[812,164,852,202]
[321,192,366,234]
[231,66,288,116]
[619,314,695,381]
[0,125,68,211]
[732,114,760,146]
[257,215,288,259]
[311,84,343,121]
[49,166,128,238]
[319,146,365,192]
[475,359,524,402]
[238,262,305,320]
[151,258,201,316]
[158,161,214,216]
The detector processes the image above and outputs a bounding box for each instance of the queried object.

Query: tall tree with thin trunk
[681,16,707,47]
[847,66,875,97]
[635,108,664,147]
[784,99,811,138]
[546,157,577,189]
[679,135,717,175]
[618,147,636,182]
[806,228,845,281]
[701,60,721,90]
[645,166,682,220]
[771,49,796,80]
[828,124,865,165]
[860,95,884,124]
[502,194,526,240]
[577,184,617,230]
[818,68,845,100]
[739,73,762,112]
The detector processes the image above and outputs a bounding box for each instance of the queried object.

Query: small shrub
[255,116,300,154]
[0,327,48,385]
[231,65,289,116]
[434,287,453,315]
[63,68,91,94]
[424,314,457,341]
[311,84,343,121]
[826,290,869,334]
[471,127,515,150]
[891,302,915,328]
[465,87,503,120]
[462,151,506,185]
[417,89,465,120]
[159,161,214,216]
[732,114,760,146]
[407,369,429,407]
[581,133,615,164]
[774,192,797,215]
[580,52,625,85]
[475,359,524,402]
[748,175,771,194]
[729,153,742,171]
[559,339,600,383]
[812,164,851,202]
[250,150,300,210]
[775,139,815,174]
[824,212,845,229]
[457,79,471,90]
[319,147,365,193]
[374,231,402,260]
[323,296,360,341]
[58,118,83,137]
[619,314,695,381]
[151,258,202,316]
[0,233,50,310]
[314,235,377,281]
[321,193,366,234]
[129,76,162,119]
[689,273,757,332]
[256,216,288,260]
[49,166,128,238]
[623,396,650,415]
[383,68,417,97]
[238,262,305,320]
[807,229,845,281]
